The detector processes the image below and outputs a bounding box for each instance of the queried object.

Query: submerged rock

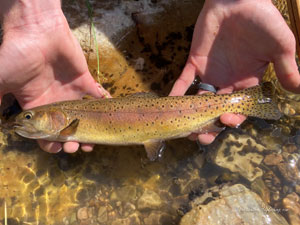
[209,132,268,181]
[137,189,162,210]
[263,153,283,166]
[277,153,300,184]
[180,184,289,225]
[282,192,300,225]
[111,212,141,225]
[77,207,89,221]
[97,206,108,224]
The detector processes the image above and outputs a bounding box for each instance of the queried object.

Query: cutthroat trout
[14,82,282,160]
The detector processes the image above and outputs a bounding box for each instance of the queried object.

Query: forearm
[1,0,63,32]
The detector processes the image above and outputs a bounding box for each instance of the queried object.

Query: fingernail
[96,83,110,98]
[50,147,62,153]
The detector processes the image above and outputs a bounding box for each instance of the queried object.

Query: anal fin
[143,140,165,161]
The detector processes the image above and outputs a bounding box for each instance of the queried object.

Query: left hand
[0,4,110,153]
[170,0,300,144]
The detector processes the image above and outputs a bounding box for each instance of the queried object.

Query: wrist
[2,0,63,33]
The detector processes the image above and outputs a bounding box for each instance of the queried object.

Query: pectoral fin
[143,140,165,161]
[59,119,79,137]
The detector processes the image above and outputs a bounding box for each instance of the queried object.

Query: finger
[274,53,300,93]
[87,81,111,98]
[197,132,218,145]
[216,86,234,94]
[197,90,210,95]
[37,140,62,153]
[81,144,95,152]
[188,133,199,141]
[63,141,80,153]
[81,72,112,98]
[169,63,196,96]
[94,82,112,98]
[220,113,246,127]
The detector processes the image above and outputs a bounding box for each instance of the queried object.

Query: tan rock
[137,189,162,210]
[77,207,88,221]
[180,184,289,225]
[209,132,267,181]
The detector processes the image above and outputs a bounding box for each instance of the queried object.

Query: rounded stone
[77,207,88,221]
[137,189,162,210]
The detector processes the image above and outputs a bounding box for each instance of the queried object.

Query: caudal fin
[233,82,282,120]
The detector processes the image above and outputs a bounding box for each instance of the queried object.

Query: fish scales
[13,82,282,160]
[48,96,242,143]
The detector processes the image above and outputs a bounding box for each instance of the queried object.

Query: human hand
[0,0,110,153]
[170,0,300,144]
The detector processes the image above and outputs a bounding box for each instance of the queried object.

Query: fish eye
[24,112,33,120]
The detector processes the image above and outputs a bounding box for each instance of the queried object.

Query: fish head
[14,108,68,140]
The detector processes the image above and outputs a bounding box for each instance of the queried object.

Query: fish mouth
[13,123,51,139]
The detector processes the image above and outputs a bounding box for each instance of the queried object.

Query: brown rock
[282,192,300,225]
[264,153,283,166]
[278,162,300,183]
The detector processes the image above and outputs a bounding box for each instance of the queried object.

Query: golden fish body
[14,83,282,160]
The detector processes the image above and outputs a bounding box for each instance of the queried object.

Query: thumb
[273,53,300,93]
[169,63,196,96]
[90,82,111,98]
[81,72,111,98]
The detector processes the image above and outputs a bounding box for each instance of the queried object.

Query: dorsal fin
[59,119,79,137]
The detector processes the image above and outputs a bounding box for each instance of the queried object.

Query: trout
[13,82,282,160]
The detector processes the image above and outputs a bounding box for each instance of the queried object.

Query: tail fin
[233,82,282,120]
